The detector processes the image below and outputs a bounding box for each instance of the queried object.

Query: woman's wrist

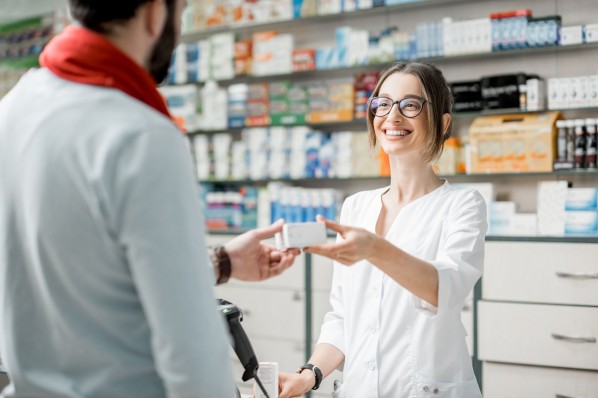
[298,369,316,392]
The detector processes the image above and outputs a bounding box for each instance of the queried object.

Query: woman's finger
[315,215,349,235]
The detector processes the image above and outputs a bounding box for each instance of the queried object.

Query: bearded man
[0,1,299,397]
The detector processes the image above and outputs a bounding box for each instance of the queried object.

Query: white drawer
[214,285,305,341]
[483,362,598,398]
[484,241,598,306]
[478,301,598,370]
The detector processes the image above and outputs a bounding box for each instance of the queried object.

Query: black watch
[296,363,323,391]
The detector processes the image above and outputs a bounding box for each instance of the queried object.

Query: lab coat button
[433,388,439,394]
[423,385,430,392]
[370,325,377,334]
[368,361,376,370]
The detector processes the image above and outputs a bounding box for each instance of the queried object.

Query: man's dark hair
[68,0,173,33]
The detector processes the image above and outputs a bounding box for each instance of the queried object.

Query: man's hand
[224,220,300,282]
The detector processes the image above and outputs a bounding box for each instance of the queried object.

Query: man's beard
[148,8,176,84]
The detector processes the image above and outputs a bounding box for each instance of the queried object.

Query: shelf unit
[199,169,598,185]
[182,0,480,41]
[184,104,598,135]
[173,41,598,88]
[188,0,598,395]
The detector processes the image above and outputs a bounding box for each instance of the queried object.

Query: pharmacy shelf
[0,54,38,69]
[453,105,598,118]
[171,41,598,87]
[486,236,598,243]
[187,105,598,136]
[465,169,598,178]
[182,0,478,42]
[199,169,598,185]
[187,120,365,135]
[206,230,598,243]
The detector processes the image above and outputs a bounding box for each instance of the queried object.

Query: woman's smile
[383,128,413,137]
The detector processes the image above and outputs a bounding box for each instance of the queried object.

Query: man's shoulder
[20,68,174,132]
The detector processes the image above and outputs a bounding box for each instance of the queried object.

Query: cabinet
[478,239,598,398]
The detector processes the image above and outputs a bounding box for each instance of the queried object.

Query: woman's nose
[386,102,403,120]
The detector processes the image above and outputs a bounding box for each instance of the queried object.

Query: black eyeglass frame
[368,96,429,118]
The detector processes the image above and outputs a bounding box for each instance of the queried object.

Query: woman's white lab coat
[318,181,487,398]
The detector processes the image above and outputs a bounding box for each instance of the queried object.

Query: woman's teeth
[386,130,411,136]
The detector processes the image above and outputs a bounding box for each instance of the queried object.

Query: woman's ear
[442,113,451,138]
[144,0,167,39]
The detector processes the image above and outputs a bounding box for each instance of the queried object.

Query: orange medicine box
[469,112,561,173]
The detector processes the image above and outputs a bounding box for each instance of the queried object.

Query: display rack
[198,168,598,185]
[186,104,598,136]
[172,41,598,87]
[182,0,479,41]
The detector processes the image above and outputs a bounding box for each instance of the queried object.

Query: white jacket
[318,182,487,398]
[0,69,236,398]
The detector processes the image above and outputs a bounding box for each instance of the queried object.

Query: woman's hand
[277,370,315,398]
[304,215,379,265]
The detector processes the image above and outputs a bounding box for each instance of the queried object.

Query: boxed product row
[468,111,560,174]
[199,182,342,230]
[183,0,453,33]
[460,182,598,237]
[451,73,546,113]
[176,7,597,83]
[555,118,598,170]
[167,27,396,83]
[159,78,359,131]
[468,112,598,174]
[0,20,53,61]
[190,127,382,181]
[453,72,598,114]
[490,185,598,237]
[0,9,70,62]
[547,75,598,110]
[164,70,598,133]
[537,182,598,236]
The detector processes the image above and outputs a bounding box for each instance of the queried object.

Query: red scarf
[40,25,172,120]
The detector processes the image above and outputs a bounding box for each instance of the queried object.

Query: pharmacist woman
[278,62,487,398]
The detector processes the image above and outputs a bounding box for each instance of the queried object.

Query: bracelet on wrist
[210,245,231,284]
[296,363,322,391]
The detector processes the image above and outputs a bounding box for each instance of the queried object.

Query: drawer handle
[556,395,581,398]
[555,271,598,279]
[551,333,596,343]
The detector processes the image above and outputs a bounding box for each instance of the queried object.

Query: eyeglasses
[368,96,428,118]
